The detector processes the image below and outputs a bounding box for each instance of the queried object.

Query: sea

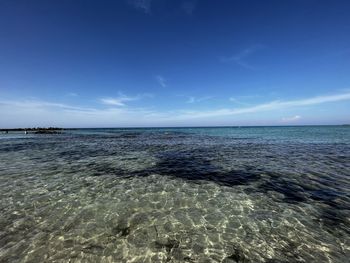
[0,126,349,262]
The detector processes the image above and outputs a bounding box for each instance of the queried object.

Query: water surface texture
[0,126,349,262]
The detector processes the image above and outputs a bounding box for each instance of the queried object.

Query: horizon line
[1,124,349,130]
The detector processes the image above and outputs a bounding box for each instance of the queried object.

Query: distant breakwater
[0,127,64,134]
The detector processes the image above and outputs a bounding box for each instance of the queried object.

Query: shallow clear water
[0,126,349,262]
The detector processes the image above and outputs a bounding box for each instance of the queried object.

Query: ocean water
[0,126,349,262]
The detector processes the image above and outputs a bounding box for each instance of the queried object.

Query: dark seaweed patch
[320,208,347,225]
[112,225,130,237]
[224,246,247,262]
[253,173,350,232]
[184,256,195,262]
[154,238,180,253]
[76,146,349,234]
[309,188,347,207]
[318,207,350,234]
[258,180,308,203]
[143,151,261,187]
[82,243,105,254]
[220,170,261,187]
[59,136,349,235]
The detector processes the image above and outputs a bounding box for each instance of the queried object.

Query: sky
[0,0,350,128]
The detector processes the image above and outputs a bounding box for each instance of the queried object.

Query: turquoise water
[0,126,349,262]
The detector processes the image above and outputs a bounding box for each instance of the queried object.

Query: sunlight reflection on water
[0,127,349,262]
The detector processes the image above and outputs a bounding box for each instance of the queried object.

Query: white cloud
[156,75,167,87]
[187,96,212,103]
[0,99,95,112]
[220,45,264,69]
[99,93,150,106]
[0,99,158,128]
[282,115,301,122]
[100,98,126,106]
[100,97,135,106]
[128,0,152,13]
[229,97,250,106]
[1,92,350,127]
[187,97,196,103]
[171,92,350,120]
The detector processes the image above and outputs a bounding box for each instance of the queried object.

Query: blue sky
[1,0,350,127]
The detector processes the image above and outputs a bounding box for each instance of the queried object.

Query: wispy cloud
[182,1,197,15]
[127,0,152,13]
[229,97,250,106]
[67,92,78,97]
[1,92,349,127]
[0,99,96,112]
[156,75,167,87]
[282,115,301,122]
[220,45,264,69]
[0,99,158,128]
[173,92,350,119]
[100,92,152,106]
[187,96,212,103]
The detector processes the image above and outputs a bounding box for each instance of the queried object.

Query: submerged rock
[154,238,180,252]
[112,225,130,237]
[223,247,248,263]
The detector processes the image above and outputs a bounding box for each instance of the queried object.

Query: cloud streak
[187,96,212,103]
[282,115,301,122]
[99,93,152,106]
[127,0,152,13]
[220,45,264,69]
[172,92,350,119]
[156,75,167,87]
[229,97,250,106]
[1,92,349,127]
[100,95,138,106]
[0,99,157,128]
[0,99,96,112]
